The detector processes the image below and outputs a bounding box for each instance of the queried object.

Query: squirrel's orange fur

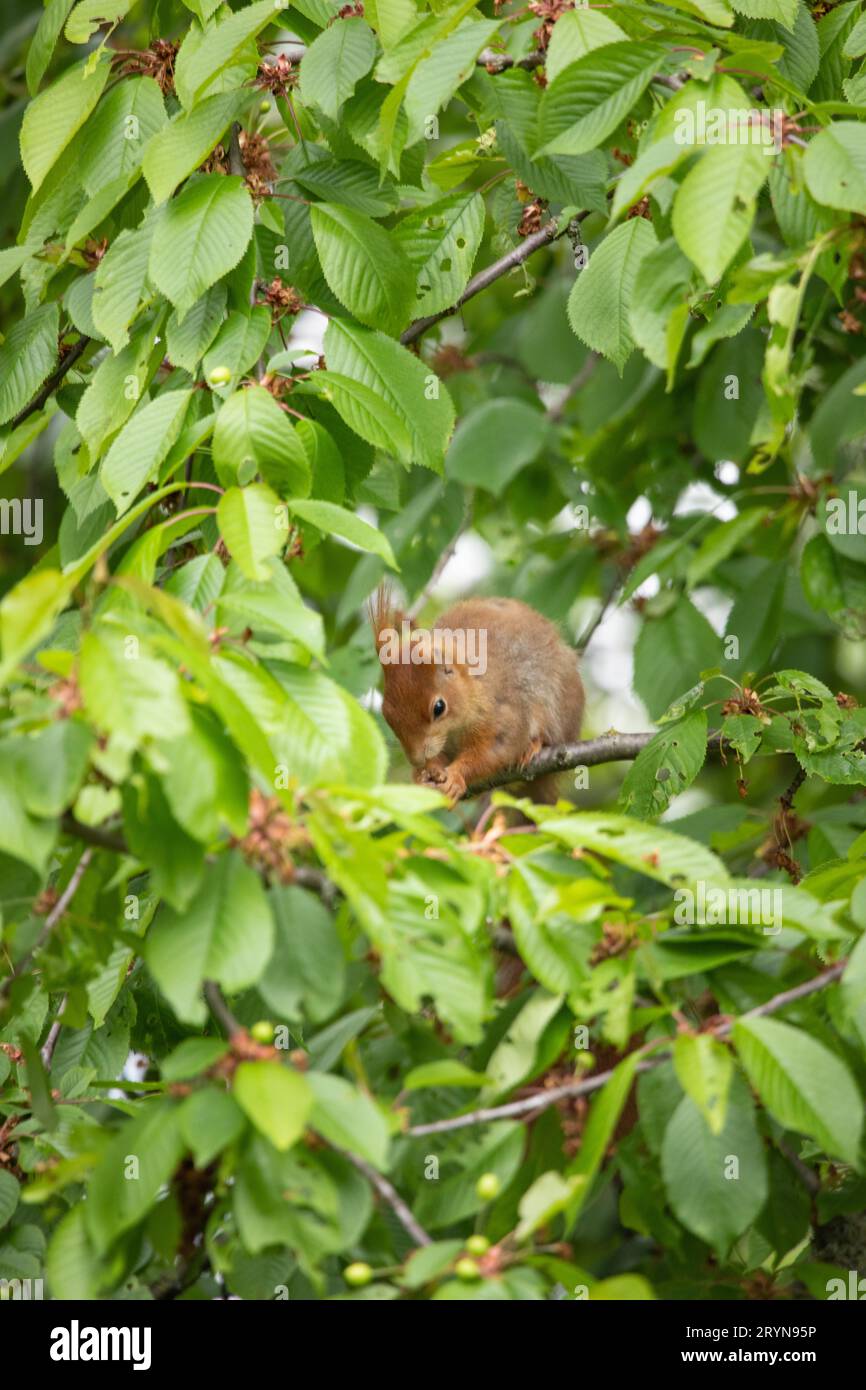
[371,588,584,805]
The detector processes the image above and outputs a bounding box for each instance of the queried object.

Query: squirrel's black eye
[432,697,446,720]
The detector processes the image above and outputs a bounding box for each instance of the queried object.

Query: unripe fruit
[465,1234,490,1256]
[250,1020,274,1043]
[259,99,271,113]
[455,1257,481,1282]
[475,1171,500,1201]
[208,365,232,385]
[343,1261,373,1287]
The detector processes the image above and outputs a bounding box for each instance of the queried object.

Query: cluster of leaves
[0,0,865,1301]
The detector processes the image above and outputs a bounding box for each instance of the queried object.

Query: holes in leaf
[440,257,452,272]
[455,237,466,249]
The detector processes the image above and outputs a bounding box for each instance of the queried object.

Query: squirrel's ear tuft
[369,584,405,656]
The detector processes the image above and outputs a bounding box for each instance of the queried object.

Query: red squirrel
[371,589,584,805]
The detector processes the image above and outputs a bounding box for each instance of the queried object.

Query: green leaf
[803,122,866,213]
[161,1037,229,1082]
[165,283,227,373]
[145,854,275,1025]
[661,1080,768,1255]
[403,1060,492,1089]
[618,710,708,818]
[731,0,799,27]
[27,0,75,96]
[307,1071,390,1169]
[724,557,785,676]
[45,1206,101,1299]
[0,1168,19,1228]
[149,175,254,321]
[100,389,191,514]
[92,224,153,353]
[310,203,415,336]
[122,774,205,911]
[65,0,132,42]
[672,144,769,283]
[628,237,693,377]
[568,219,657,372]
[0,569,74,687]
[233,1061,313,1152]
[672,1034,734,1135]
[401,1240,464,1288]
[7,719,93,817]
[217,483,285,581]
[538,41,667,156]
[0,303,59,427]
[20,51,110,192]
[259,884,344,1023]
[142,91,243,204]
[289,498,397,567]
[312,371,411,459]
[539,810,730,888]
[86,1101,185,1251]
[546,10,628,81]
[446,398,547,493]
[174,0,277,108]
[299,18,377,121]
[393,191,484,319]
[180,1088,246,1168]
[79,629,190,743]
[634,598,723,720]
[402,17,501,145]
[610,138,688,224]
[213,385,311,495]
[734,1016,863,1164]
[203,307,271,394]
[686,507,770,587]
[325,319,455,471]
[79,76,166,197]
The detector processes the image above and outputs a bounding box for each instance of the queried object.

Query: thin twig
[545,355,598,423]
[10,336,91,430]
[227,123,245,178]
[0,850,93,1004]
[342,1150,432,1247]
[405,962,847,1137]
[476,46,546,72]
[575,570,621,657]
[61,813,126,853]
[41,997,67,1069]
[204,980,242,1037]
[407,494,474,621]
[401,218,573,348]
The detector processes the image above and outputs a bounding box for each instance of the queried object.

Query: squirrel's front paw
[415,759,447,786]
[439,767,467,805]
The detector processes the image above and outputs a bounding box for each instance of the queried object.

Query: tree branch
[204,980,242,1037]
[227,122,245,179]
[405,962,847,1137]
[401,218,573,347]
[61,813,127,853]
[476,46,545,72]
[342,1151,432,1247]
[463,731,657,796]
[0,849,93,1005]
[10,335,91,431]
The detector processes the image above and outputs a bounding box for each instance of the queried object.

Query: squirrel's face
[380,662,472,768]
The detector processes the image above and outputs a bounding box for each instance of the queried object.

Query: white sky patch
[626,496,653,531]
[674,481,738,522]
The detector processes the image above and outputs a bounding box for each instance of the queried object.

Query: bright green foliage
[0,0,864,1308]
